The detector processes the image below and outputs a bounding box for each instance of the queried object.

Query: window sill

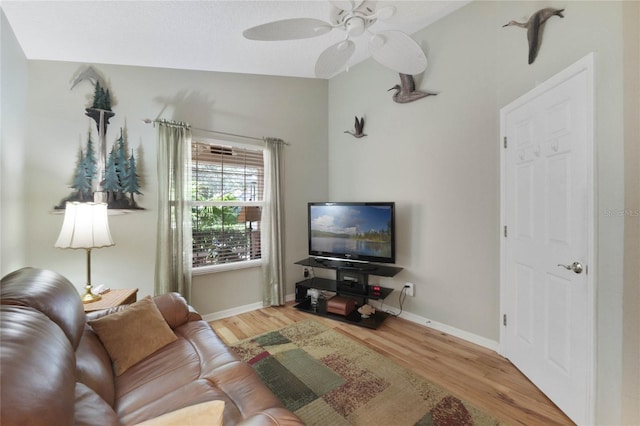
[192,259,263,276]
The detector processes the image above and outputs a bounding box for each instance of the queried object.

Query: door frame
[499,52,596,424]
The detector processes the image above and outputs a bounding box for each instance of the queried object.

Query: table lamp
[55,202,114,303]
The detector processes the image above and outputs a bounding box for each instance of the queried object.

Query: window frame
[191,138,265,274]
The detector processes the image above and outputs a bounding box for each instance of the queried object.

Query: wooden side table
[83,288,138,313]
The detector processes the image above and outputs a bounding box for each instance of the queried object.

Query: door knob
[557,262,584,274]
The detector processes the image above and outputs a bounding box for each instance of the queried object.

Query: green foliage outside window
[192,193,241,230]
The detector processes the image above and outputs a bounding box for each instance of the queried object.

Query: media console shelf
[294,257,403,329]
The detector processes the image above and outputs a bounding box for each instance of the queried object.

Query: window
[191,140,264,270]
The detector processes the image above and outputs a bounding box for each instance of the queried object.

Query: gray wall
[622,2,640,423]
[7,60,327,315]
[1,10,28,272]
[327,1,637,423]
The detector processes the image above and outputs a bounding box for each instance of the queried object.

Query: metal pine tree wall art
[55,128,144,210]
[55,65,144,211]
[69,130,97,202]
[101,130,143,208]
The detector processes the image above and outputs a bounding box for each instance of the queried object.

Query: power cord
[381,285,408,317]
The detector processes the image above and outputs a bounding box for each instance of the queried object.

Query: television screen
[308,202,396,264]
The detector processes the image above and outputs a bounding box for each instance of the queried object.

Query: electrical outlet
[404,282,414,297]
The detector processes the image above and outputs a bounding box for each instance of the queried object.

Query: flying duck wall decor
[389,73,437,104]
[503,7,565,64]
[243,0,427,79]
[344,116,366,138]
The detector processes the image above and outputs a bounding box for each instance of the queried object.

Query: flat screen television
[308,202,396,264]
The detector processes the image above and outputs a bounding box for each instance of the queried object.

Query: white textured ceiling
[1,0,469,79]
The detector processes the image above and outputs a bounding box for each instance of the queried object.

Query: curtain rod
[142,119,289,145]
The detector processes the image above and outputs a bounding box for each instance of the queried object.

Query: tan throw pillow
[88,296,177,375]
[134,401,225,426]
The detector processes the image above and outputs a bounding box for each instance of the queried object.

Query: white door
[500,54,595,425]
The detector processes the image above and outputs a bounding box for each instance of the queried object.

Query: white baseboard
[200,293,297,323]
[201,301,264,322]
[399,310,499,352]
[367,300,499,352]
[202,293,499,352]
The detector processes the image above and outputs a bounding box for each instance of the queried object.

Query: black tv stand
[294,257,403,329]
[304,257,400,275]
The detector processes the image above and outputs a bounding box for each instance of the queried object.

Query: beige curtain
[261,138,286,306]
[154,119,193,302]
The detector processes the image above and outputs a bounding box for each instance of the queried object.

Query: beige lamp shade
[55,202,114,249]
[237,206,261,223]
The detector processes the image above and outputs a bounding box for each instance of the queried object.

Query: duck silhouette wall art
[503,7,565,64]
[344,116,366,138]
[389,73,437,104]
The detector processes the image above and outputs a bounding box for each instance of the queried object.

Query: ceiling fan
[243,0,428,79]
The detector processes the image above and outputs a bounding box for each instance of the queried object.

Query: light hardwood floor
[209,304,574,426]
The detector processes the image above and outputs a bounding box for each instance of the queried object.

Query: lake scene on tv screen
[310,205,392,258]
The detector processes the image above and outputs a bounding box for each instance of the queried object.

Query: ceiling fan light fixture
[345,17,366,36]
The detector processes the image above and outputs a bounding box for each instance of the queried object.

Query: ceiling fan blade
[329,1,363,11]
[375,6,396,21]
[315,39,356,78]
[369,30,428,75]
[243,18,332,41]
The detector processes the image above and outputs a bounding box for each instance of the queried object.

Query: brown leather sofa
[0,267,304,426]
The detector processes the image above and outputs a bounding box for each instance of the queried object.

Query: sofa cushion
[89,296,177,375]
[114,321,232,424]
[76,325,116,405]
[134,400,224,426]
[114,320,299,426]
[74,382,120,426]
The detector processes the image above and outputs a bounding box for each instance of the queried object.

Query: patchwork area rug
[230,319,502,426]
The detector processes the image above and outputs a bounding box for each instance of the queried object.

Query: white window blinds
[191,141,264,268]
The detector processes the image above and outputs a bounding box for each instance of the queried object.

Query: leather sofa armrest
[188,305,203,321]
[152,292,191,329]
